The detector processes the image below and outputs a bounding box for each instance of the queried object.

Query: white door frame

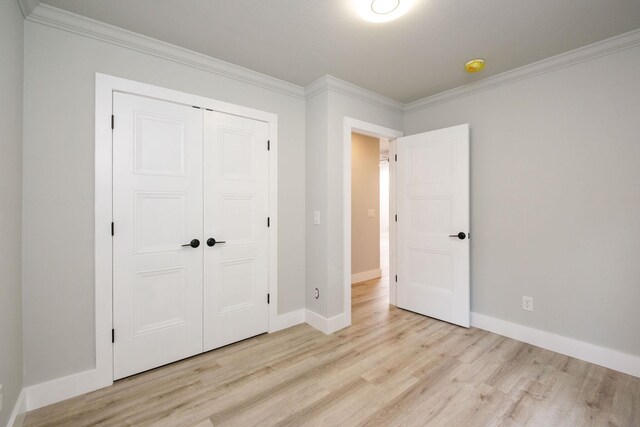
[96,73,278,385]
[343,118,403,324]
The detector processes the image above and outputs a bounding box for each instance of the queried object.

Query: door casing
[96,73,278,385]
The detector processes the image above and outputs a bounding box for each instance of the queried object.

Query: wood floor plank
[24,277,640,426]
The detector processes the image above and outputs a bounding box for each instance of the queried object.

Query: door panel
[204,110,269,351]
[396,124,470,327]
[113,93,204,379]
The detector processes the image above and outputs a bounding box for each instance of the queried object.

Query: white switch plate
[313,211,321,225]
[367,209,376,218]
[522,296,534,312]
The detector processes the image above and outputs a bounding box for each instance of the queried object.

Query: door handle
[207,238,226,247]
[449,232,467,240]
[181,239,200,248]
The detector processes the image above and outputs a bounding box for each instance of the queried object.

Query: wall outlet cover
[522,296,534,312]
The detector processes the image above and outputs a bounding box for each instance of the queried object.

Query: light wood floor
[25,276,640,426]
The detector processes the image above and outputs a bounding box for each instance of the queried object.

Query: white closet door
[396,124,470,327]
[203,110,270,351]
[112,93,204,379]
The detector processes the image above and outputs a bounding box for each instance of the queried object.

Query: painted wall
[380,160,390,234]
[305,91,328,315]
[351,133,380,277]
[404,45,640,357]
[0,0,24,424]
[305,80,403,318]
[22,21,306,386]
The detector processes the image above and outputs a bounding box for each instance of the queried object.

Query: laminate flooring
[25,275,640,426]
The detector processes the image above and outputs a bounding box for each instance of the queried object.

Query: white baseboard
[25,368,111,412]
[305,309,350,335]
[471,312,640,378]
[269,309,306,333]
[351,269,382,284]
[7,388,27,427]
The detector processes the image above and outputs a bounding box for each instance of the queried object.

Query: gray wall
[305,91,329,316]
[23,21,306,386]
[305,87,402,318]
[0,0,24,424]
[404,45,640,357]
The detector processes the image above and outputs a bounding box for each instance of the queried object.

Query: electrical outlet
[367,209,376,218]
[314,288,320,299]
[313,211,321,225]
[522,296,534,312]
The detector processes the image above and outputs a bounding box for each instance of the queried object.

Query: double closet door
[112,93,270,380]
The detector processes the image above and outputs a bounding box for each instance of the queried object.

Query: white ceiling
[40,0,640,103]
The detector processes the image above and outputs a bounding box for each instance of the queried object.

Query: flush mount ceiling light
[465,58,486,73]
[356,0,414,23]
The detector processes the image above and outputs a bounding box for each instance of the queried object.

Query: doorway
[342,118,403,327]
[351,132,392,319]
[342,118,471,330]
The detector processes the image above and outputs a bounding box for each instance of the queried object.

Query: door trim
[96,73,279,385]
[343,118,403,329]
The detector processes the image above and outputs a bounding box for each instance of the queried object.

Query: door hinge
[111,222,114,236]
[112,329,115,343]
[395,275,398,282]
[395,214,397,222]
[267,293,270,304]
[111,115,114,130]
[395,154,397,162]
[267,140,270,151]
[267,217,270,227]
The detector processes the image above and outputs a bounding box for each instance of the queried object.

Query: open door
[396,124,470,327]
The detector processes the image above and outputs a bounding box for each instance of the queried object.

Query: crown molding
[305,75,405,115]
[18,0,40,18]
[405,28,640,114]
[26,4,306,100]
[23,4,640,115]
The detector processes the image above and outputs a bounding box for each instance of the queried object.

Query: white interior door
[112,93,204,379]
[203,110,270,351]
[396,124,470,327]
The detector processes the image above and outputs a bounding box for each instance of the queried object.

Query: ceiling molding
[305,75,405,115]
[18,0,40,18]
[26,4,306,100]
[405,28,640,114]
[23,4,640,116]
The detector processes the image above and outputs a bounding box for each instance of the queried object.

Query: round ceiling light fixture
[465,58,486,73]
[356,0,414,23]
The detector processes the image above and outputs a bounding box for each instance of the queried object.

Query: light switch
[313,211,321,225]
[368,209,376,218]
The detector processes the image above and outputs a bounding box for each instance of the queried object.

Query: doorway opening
[342,117,403,328]
[350,132,390,319]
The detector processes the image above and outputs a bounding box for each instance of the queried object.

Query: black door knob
[181,239,200,248]
[448,232,466,240]
[207,238,227,247]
